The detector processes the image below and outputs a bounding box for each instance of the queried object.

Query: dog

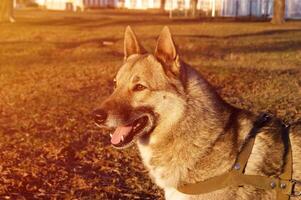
[93,26,301,200]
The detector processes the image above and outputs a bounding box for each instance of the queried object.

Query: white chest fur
[137,143,190,200]
[137,143,170,188]
[137,143,153,170]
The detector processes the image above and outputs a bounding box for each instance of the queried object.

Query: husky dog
[93,26,301,200]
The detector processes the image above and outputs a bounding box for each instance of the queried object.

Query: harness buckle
[290,179,301,196]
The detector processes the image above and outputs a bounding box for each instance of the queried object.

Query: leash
[177,113,301,199]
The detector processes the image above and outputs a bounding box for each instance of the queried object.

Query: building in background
[35,0,117,11]
[198,0,301,19]
[33,0,301,19]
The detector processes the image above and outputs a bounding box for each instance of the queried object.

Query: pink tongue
[111,126,133,145]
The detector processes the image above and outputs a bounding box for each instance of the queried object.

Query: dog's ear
[154,26,181,76]
[124,26,146,60]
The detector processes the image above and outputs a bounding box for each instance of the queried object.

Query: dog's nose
[92,109,107,124]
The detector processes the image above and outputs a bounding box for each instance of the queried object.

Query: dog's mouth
[110,115,154,149]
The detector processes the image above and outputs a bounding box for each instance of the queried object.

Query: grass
[0,9,300,199]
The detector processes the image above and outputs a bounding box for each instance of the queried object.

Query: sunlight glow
[125,0,131,8]
[36,0,46,5]
[211,0,216,17]
[136,0,144,9]
[184,0,190,9]
[148,0,154,8]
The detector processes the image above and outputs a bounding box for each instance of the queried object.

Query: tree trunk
[0,0,15,23]
[191,0,198,17]
[160,0,166,11]
[271,0,285,24]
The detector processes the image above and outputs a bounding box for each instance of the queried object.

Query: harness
[177,114,301,199]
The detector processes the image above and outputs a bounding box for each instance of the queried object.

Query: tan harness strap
[235,136,256,174]
[277,136,293,200]
[177,115,297,199]
[177,171,275,194]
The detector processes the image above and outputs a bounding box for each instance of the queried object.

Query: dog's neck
[171,67,248,184]
[138,66,255,189]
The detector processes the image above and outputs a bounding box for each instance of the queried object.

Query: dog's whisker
[94,122,102,128]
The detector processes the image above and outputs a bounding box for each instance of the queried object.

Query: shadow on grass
[26,17,110,26]
[18,10,279,29]
[235,40,301,53]
[177,29,301,58]
[76,17,273,29]
[176,29,301,39]
[1,28,301,50]
[0,38,119,50]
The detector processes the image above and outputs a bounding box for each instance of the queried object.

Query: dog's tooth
[121,136,124,141]
[110,133,113,138]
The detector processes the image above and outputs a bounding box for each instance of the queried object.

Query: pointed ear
[154,26,180,75]
[124,26,146,60]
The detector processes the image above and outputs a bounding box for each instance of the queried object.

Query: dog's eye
[133,84,147,92]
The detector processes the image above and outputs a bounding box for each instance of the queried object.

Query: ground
[0,9,300,200]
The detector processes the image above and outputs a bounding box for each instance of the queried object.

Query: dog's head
[93,26,187,149]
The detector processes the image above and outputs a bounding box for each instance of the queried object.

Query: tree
[191,0,198,17]
[0,0,15,23]
[160,0,166,11]
[271,0,285,24]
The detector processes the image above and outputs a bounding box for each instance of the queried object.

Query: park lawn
[0,9,301,199]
